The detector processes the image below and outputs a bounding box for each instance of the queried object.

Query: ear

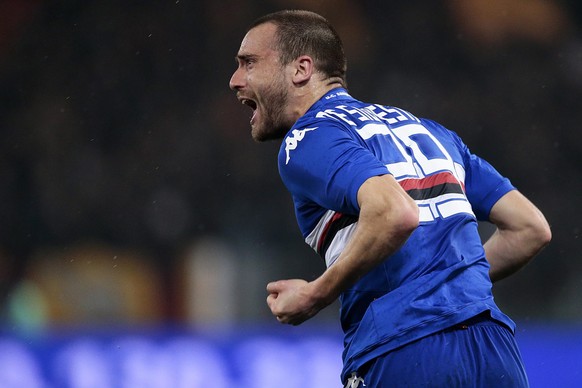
[292,55,314,85]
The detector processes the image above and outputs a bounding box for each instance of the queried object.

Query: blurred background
[0,0,580,386]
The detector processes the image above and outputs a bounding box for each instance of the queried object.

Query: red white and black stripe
[306,172,473,267]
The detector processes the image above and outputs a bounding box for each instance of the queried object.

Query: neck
[290,80,344,120]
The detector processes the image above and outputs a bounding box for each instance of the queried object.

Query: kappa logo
[284,127,317,164]
[344,372,366,388]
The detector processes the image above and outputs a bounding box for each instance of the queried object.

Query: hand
[266,279,323,326]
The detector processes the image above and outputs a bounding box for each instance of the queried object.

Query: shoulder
[279,115,354,169]
[419,117,468,151]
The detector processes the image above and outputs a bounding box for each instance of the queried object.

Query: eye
[235,55,257,70]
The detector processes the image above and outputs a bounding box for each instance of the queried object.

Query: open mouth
[239,97,258,124]
[241,98,257,110]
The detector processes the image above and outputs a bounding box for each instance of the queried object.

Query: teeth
[241,98,257,109]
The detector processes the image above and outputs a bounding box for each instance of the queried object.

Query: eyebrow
[235,53,258,63]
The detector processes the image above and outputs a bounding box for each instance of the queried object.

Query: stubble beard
[252,79,293,143]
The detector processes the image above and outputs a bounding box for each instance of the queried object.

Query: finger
[266,280,284,294]
[266,293,277,310]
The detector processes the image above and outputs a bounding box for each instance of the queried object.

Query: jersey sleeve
[278,121,389,215]
[453,133,516,221]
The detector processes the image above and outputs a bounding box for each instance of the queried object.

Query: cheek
[246,73,263,90]
[265,71,286,92]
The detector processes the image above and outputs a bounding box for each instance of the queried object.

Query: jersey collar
[306,87,353,114]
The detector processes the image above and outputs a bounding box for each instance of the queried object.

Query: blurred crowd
[0,0,580,329]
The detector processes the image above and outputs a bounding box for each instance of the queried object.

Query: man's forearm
[484,190,551,283]
[485,226,550,283]
[311,175,419,305]
[266,175,418,326]
[484,230,527,282]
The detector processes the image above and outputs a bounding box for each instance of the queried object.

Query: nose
[229,67,244,91]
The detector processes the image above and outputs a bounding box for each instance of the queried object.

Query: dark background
[0,0,580,329]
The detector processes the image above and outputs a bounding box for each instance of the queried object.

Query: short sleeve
[460,143,516,221]
[278,122,389,215]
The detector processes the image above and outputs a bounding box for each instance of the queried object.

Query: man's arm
[484,190,551,283]
[266,174,418,325]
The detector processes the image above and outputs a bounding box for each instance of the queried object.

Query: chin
[252,125,288,142]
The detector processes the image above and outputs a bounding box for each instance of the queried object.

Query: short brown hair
[250,10,347,86]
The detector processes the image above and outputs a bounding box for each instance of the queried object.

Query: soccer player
[229,10,551,387]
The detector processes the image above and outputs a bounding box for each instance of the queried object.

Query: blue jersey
[278,88,516,382]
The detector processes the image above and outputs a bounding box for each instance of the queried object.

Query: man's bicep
[488,190,543,231]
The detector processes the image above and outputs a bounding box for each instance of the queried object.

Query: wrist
[309,276,339,308]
